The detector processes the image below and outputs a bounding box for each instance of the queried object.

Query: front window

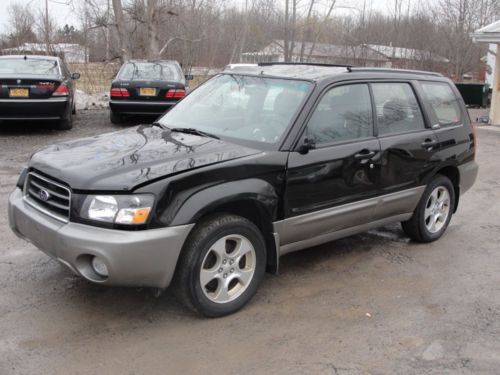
[118,62,182,81]
[158,74,312,144]
[0,58,59,75]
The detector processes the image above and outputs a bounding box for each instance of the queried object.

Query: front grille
[24,172,71,222]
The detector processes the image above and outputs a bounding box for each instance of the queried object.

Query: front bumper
[109,100,176,115]
[0,98,69,120]
[8,188,193,288]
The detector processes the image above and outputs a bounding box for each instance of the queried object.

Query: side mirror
[297,137,316,155]
[185,74,194,81]
[71,72,81,80]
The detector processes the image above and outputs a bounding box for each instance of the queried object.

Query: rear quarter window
[421,82,462,126]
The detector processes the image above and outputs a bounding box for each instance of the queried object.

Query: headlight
[81,194,154,225]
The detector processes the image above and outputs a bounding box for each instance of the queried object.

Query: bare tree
[6,3,37,48]
[112,0,131,61]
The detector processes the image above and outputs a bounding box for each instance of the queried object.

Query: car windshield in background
[158,74,312,144]
[0,58,59,75]
[118,62,182,81]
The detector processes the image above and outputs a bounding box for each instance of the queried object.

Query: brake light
[165,89,186,99]
[110,88,130,97]
[52,84,69,96]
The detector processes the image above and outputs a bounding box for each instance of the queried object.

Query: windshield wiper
[170,127,220,140]
[151,121,165,129]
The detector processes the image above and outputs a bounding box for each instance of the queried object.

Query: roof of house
[472,20,500,43]
[364,44,449,63]
[242,40,448,63]
[2,43,84,52]
[242,40,388,62]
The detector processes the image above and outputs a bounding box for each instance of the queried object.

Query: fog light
[91,256,109,278]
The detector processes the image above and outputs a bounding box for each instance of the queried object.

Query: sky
[0,0,394,35]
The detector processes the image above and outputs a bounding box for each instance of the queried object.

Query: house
[240,40,448,72]
[1,43,88,63]
[472,20,500,125]
[240,40,389,67]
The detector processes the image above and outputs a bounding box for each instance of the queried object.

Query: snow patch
[75,89,109,111]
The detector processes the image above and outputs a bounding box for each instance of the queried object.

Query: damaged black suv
[9,63,478,317]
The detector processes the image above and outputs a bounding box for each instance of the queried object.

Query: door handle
[354,150,377,159]
[421,139,438,149]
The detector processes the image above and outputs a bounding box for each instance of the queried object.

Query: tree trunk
[146,0,160,59]
[111,0,131,61]
[299,0,316,62]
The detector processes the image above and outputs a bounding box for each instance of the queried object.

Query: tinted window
[371,83,425,135]
[421,82,462,125]
[0,58,59,75]
[118,62,182,81]
[307,84,373,144]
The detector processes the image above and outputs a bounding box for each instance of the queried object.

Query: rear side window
[307,83,373,144]
[371,82,425,135]
[421,82,462,125]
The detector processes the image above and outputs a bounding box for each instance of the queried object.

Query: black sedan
[0,55,79,130]
[109,60,192,124]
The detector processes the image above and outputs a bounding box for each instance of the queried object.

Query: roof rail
[349,67,442,77]
[258,62,353,69]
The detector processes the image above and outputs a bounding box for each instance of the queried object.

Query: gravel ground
[1,110,500,374]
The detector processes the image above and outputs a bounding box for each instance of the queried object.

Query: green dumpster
[455,83,490,108]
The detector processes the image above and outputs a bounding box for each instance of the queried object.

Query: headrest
[383,100,407,123]
[274,91,301,116]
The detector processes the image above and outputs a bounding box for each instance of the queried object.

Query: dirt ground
[1,110,499,375]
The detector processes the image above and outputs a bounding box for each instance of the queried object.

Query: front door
[282,83,381,247]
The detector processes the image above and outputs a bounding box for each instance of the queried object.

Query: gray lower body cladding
[9,188,193,288]
[274,186,426,255]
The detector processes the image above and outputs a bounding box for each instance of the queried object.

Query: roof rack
[258,62,353,69]
[349,67,442,77]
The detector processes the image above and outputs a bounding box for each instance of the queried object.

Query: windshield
[0,58,59,75]
[118,62,182,81]
[158,74,312,144]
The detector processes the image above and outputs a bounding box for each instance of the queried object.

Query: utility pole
[45,0,50,55]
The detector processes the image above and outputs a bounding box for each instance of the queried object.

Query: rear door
[370,81,440,220]
[282,82,381,247]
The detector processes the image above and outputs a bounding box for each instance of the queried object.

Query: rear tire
[173,214,266,317]
[110,110,122,124]
[401,175,455,243]
[56,108,73,130]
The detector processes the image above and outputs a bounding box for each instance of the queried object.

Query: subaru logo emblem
[38,189,50,202]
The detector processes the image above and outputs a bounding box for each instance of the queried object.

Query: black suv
[9,63,478,317]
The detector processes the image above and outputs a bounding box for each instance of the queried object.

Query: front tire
[173,214,266,317]
[402,175,455,242]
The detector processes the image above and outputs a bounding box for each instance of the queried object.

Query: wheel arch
[434,165,460,212]
[169,178,281,274]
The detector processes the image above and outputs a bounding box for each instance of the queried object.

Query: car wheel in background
[402,175,455,243]
[56,107,73,130]
[173,214,266,317]
[110,110,123,124]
